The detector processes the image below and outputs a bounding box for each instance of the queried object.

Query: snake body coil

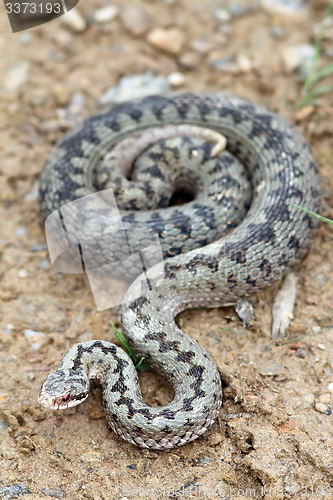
[38,93,320,449]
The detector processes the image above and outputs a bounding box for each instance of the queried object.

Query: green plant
[299,1,333,107]
[110,321,148,370]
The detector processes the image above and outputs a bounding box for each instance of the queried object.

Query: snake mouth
[38,391,88,410]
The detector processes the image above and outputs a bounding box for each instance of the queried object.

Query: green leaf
[313,62,333,83]
[219,326,244,334]
[110,321,149,371]
[310,84,333,98]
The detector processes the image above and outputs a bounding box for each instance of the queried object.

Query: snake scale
[38,92,321,449]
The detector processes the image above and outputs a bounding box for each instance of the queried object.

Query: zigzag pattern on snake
[38,93,321,449]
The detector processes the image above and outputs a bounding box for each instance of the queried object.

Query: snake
[38,92,321,450]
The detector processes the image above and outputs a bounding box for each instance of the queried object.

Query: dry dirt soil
[0,0,333,499]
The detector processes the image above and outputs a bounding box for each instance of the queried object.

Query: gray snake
[38,92,321,449]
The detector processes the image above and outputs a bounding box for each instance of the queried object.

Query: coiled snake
[38,93,320,449]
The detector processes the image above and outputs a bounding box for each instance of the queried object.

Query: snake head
[38,369,90,410]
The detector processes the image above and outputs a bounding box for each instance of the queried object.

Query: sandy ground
[1,0,333,499]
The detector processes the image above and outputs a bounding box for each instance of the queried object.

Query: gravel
[98,73,170,105]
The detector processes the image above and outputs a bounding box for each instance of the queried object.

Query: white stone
[281,44,316,74]
[98,73,169,105]
[168,72,186,87]
[4,61,29,92]
[237,54,252,72]
[315,402,328,413]
[20,33,32,45]
[93,5,118,24]
[24,329,48,351]
[318,393,331,405]
[147,28,185,55]
[261,0,307,16]
[62,8,86,32]
[120,5,152,36]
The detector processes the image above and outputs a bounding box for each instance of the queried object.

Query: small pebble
[98,73,169,105]
[168,72,186,87]
[317,343,326,350]
[190,38,215,54]
[208,52,238,72]
[0,484,31,499]
[318,393,331,405]
[294,345,311,359]
[4,61,30,92]
[52,83,70,107]
[312,325,321,333]
[178,51,202,70]
[93,5,118,24]
[295,104,314,121]
[0,392,8,403]
[68,92,85,113]
[258,361,284,376]
[208,432,223,446]
[196,456,210,466]
[147,28,185,55]
[57,92,86,128]
[120,5,153,36]
[269,25,285,39]
[328,383,333,395]
[213,5,231,23]
[16,227,26,236]
[25,87,48,106]
[302,393,315,409]
[229,1,259,16]
[281,44,316,77]
[315,402,329,414]
[78,330,94,342]
[40,487,67,498]
[237,54,252,72]
[38,259,50,269]
[214,0,259,22]
[315,274,326,287]
[31,243,48,252]
[24,329,48,351]
[80,451,104,462]
[40,120,61,133]
[51,30,73,47]
[261,0,307,16]
[24,180,40,202]
[235,298,253,324]
[18,269,27,278]
[62,8,86,32]
[215,480,230,492]
[20,33,32,45]
[25,372,35,382]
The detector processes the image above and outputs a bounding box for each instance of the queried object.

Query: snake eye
[61,393,71,402]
